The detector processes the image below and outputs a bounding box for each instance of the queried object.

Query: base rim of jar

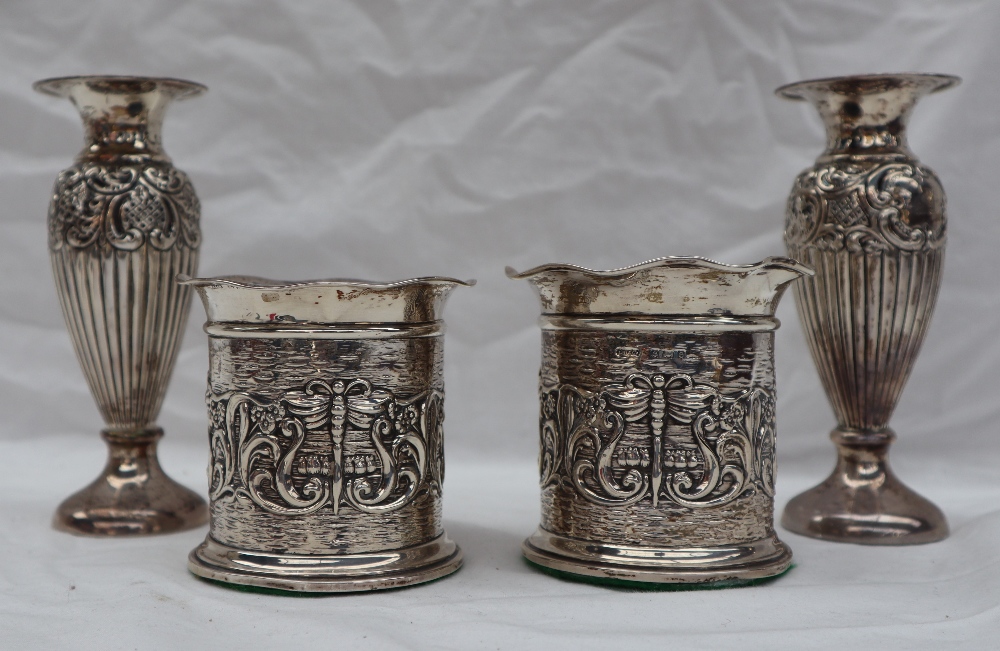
[188,534,462,593]
[522,527,792,585]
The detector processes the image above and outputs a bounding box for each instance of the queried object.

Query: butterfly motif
[208,378,435,516]
[543,372,775,508]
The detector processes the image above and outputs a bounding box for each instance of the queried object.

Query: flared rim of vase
[33,75,207,100]
[775,73,960,101]
[506,255,813,280]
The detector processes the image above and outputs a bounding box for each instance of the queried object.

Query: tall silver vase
[778,73,959,544]
[37,75,208,535]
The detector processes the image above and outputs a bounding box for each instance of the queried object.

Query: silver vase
[182,275,470,592]
[778,73,959,544]
[37,75,208,536]
[509,257,811,585]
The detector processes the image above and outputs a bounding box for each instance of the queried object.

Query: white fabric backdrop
[1,1,998,648]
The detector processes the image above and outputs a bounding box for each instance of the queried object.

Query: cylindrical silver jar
[181,275,471,592]
[508,257,811,585]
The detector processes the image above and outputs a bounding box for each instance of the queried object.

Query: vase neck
[777,74,958,161]
[35,76,206,164]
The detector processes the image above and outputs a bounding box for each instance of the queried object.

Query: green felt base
[523,557,795,591]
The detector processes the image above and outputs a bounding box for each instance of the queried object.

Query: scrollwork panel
[535,327,781,547]
[49,162,201,253]
[207,377,444,517]
[785,161,945,254]
[539,373,776,510]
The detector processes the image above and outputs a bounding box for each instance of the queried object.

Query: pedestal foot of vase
[781,428,947,545]
[523,528,792,585]
[53,429,207,536]
[189,535,462,593]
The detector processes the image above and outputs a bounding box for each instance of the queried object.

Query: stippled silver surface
[510,257,810,584]
[184,275,470,591]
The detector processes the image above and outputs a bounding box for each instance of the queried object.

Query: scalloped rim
[506,255,813,280]
[775,72,960,101]
[33,75,208,100]
[177,274,476,290]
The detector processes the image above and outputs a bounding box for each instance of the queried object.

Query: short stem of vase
[830,428,895,485]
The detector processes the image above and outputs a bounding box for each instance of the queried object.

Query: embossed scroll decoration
[207,378,444,516]
[49,163,201,252]
[785,161,945,254]
[540,372,776,509]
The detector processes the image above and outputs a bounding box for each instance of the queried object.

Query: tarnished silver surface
[509,257,811,584]
[183,275,470,592]
[778,73,959,545]
[37,75,208,536]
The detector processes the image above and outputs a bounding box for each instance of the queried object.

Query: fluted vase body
[779,73,959,544]
[37,75,208,535]
[509,257,810,585]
